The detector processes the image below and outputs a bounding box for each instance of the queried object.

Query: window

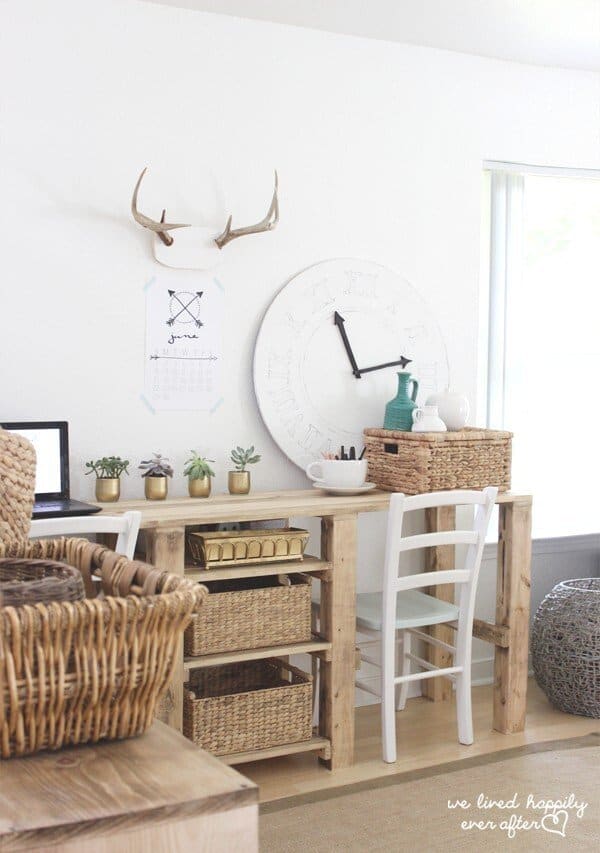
[484,163,600,538]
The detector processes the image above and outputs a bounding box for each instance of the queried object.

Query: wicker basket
[0,429,36,551]
[185,574,312,656]
[364,427,512,494]
[0,557,86,606]
[0,537,208,758]
[184,659,312,755]
[187,527,310,568]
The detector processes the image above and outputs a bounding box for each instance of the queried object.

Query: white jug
[425,390,470,431]
[412,405,447,433]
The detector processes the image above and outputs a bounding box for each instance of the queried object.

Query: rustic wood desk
[0,722,258,852]
[96,489,532,771]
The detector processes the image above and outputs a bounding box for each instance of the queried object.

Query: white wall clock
[254,258,449,470]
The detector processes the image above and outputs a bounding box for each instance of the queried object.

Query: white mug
[306,459,368,488]
[412,405,447,432]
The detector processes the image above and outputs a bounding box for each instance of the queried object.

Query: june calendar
[144,273,223,411]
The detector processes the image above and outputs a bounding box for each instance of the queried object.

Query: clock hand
[333,312,362,378]
[359,356,412,375]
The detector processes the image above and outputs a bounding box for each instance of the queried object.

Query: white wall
[1,0,599,692]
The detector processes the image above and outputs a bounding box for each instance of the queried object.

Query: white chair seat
[356,590,459,632]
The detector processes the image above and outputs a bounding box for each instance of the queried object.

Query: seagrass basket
[184,659,312,755]
[0,537,208,758]
[185,574,312,656]
[364,427,512,494]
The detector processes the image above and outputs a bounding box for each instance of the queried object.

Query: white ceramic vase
[425,390,470,431]
[412,405,447,433]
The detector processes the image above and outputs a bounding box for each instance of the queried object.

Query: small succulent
[183,451,215,481]
[139,453,174,478]
[85,456,129,479]
[230,445,261,472]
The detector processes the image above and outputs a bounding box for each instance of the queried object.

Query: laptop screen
[1,421,69,499]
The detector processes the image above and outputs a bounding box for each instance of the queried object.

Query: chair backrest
[29,511,142,560]
[382,488,497,618]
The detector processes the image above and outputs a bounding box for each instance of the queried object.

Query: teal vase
[384,372,419,431]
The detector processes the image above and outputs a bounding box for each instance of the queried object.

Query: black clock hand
[360,356,412,374]
[333,312,362,378]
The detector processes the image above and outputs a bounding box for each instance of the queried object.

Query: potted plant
[139,453,174,501]
[183,451,215,498]
[85,456,129,502]
[228,445,261,495]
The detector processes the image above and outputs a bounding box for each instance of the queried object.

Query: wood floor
[241,680,597,803]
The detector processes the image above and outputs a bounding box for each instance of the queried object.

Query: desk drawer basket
[187,527,310,568]
[184,659,312,755]
[185,574,312,657]
[0,537,207,758]
[364,427,512,494]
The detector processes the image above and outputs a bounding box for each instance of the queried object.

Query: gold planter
[95,477,120,502]
[144,476,168,501]
[228,471,250,495]
[188,476,211,498]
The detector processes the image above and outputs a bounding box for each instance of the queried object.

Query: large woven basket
[0,537,208,758]
[364,427,512,494]
[185,574,312,657]
[0,429,36,551]
[184,659,312,755]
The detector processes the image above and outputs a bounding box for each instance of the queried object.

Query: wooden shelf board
[184,554,330,581]
[184,638,331,671]
[220,736,331,766]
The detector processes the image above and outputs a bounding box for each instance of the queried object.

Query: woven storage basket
[532,578,600,719]
[184,574,312,656]
[184,659,312,755]
[0,429,36,551]
[364,427,512,494]
[0,557,85,606]
[0,537,208,758]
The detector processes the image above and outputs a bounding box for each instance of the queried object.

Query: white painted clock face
[254,259,449,470]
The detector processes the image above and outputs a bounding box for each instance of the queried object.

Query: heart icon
[541,810,569,837]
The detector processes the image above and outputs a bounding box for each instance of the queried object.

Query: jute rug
[260,733,599,852]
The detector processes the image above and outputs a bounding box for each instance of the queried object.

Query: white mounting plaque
[253,258,449,470]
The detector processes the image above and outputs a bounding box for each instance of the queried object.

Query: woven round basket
[0,429,36,550]
[532,578,600,719]
[0,558,86,607]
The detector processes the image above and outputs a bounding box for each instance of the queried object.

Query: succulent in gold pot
[139,453,174,500]
[85,456,130,502]
[228,445,261,495]
[183,451,215,498]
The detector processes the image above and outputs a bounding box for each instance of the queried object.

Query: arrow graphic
[167,290,203,327]
[150,355,217,361]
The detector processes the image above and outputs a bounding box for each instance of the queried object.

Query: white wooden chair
[355,487,497,763]
[28,511,142,560]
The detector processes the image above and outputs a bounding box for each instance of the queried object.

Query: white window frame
[483,161,600,429]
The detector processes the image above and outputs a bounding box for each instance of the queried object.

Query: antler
[214,171,279,250]
[131,168,190,246]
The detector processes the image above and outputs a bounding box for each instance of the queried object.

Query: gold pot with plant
[85,456,129,502]
[139,453,174,500]
[183,451,215,498]
[228,445,261,495]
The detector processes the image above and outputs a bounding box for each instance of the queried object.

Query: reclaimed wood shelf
[220,735,331,766]
[184,638,332,671]
[184,554,331,582]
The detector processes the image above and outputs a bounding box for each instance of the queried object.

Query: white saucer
[312,482,377,496]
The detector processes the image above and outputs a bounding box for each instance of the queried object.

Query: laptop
[1,421,101,519]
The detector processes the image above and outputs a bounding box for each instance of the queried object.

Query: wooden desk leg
[146,526,187,733]
[423,506,456,702]
[493,498,532,733]
[318,514,357,770]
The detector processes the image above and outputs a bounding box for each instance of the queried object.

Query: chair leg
[382,622,397,763]
[455,669,473,745]
[396,630,411,711]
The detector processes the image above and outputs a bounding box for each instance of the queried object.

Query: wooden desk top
[94,488,532,528]
[0,723,256,851]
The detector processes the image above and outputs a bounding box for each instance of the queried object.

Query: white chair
[355,488,497,763]
[29,511,142,560]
